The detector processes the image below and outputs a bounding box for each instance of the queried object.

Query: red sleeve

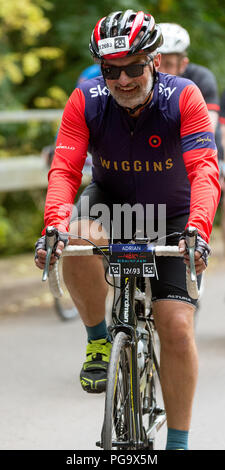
[219,116,225,125]
[179,84,221,242]
[207,103,220,112]
[43,88,89,234]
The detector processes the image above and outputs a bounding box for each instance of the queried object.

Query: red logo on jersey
[149,135,162,148]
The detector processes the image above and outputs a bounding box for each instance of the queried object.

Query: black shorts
[71,182,201,307]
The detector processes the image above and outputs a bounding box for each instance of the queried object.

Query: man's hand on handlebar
[179,232,211,275]
[34,230,69,271]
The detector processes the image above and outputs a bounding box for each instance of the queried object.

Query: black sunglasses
[101,58,152,80]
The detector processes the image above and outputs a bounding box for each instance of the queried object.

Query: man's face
[103,54,159,109]
[159,53,188,76]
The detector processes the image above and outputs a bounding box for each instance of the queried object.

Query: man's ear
[153,53,161,71]
[179,56,189,74]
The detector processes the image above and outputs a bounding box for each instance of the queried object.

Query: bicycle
[42,225,198,450]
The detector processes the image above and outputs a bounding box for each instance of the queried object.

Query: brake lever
[185,226,198,282]
[42,226,58,282]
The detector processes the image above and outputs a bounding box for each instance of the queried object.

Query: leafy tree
[0,0,63,109]
[1,0,225,109]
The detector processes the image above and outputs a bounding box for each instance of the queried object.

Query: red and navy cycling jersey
[44,72,220,242]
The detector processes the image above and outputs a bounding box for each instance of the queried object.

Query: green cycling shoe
[80,338,112,393]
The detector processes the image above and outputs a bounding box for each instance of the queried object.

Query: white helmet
[158,23,190,54]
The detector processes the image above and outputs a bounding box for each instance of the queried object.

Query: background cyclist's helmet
[76,64,101,86]
[89,10,163,60]
[157,23,190,54]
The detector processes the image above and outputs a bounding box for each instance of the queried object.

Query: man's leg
[62,219,108,327]
[63,218,111,393]
[153,300,198,449]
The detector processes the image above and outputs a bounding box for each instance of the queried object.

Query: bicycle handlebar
[42,226,199,301]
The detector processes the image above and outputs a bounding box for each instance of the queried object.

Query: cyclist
[158,23,224,162]
[158,22,225,258]
[35,10,220,450]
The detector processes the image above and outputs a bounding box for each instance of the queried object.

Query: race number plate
[109,244,156,278]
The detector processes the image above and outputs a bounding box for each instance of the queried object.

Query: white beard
[108,73,154,109]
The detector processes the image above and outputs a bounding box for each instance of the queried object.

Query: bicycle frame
[109,273,164,448]
[107,275,139,445]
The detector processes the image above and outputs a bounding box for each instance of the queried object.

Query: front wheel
[102,331,135,450]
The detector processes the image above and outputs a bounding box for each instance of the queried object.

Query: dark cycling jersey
[182,63,219,112]
[219,89,225,124]
[44,72,220,242]
[182,63,223,162]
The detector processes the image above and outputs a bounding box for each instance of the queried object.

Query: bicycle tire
[54,298,78,321]
[138,328,166,450]
[138,336,158,449]
[102,331,135,450]
[53,257,79,321]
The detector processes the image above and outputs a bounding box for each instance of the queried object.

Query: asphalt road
[0,240,225,450]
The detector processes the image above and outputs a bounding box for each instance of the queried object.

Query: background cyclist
[158,22,225,256]
[158,23,223,158]
[219,90,225,250]
[35,10,220,450]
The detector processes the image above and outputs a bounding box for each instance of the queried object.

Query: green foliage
[0,120,58,157]
[0,191,45,256]
[1,0,225,106]
[148,0,225,92]
[0,206,12,250]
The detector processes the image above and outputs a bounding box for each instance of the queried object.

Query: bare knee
[63,218,108,275]
[69,219,108,246]
[168,317,194,355]
[154,303,195,356]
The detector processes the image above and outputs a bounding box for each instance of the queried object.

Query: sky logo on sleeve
[89,85,109,98]
[159,82,177,100]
